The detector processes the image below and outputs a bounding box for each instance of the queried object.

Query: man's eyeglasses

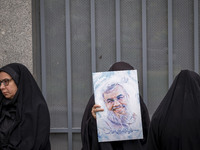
[0,79,12,86]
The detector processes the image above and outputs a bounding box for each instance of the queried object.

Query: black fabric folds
[147,70,200,150]
[0,63,51,150]
[81,61,150,150]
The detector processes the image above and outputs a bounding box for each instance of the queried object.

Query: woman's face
[0,72,18,99]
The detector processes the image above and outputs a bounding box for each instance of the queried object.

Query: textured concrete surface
[0,0,32,72]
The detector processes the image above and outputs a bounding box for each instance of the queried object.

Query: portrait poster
[92,70,143,142]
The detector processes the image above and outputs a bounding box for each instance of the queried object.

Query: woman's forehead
[0,71,11,79]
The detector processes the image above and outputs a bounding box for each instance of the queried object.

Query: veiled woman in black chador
[81,61,150,150]
[0,63,51,150]
[147,70,200,150]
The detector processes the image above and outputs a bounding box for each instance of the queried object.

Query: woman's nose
[0,83,5,90]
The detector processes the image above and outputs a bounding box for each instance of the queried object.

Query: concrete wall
[0,0,32,72]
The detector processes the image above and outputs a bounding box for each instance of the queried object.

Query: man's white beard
[107,106,136,127]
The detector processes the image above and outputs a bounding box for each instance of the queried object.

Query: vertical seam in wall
[91,0,96,72]
[194,0,199,73]
[65,0,72,149]
[40,0,47,100]
[168,0,173,87]
[142,0,148,105]
[116,0,121,61]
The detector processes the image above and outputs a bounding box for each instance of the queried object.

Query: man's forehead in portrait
[102,83,128,101]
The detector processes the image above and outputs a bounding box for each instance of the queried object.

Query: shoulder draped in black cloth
[147,70,200,150]
[81,61,150,150]
[0,63,51,150]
